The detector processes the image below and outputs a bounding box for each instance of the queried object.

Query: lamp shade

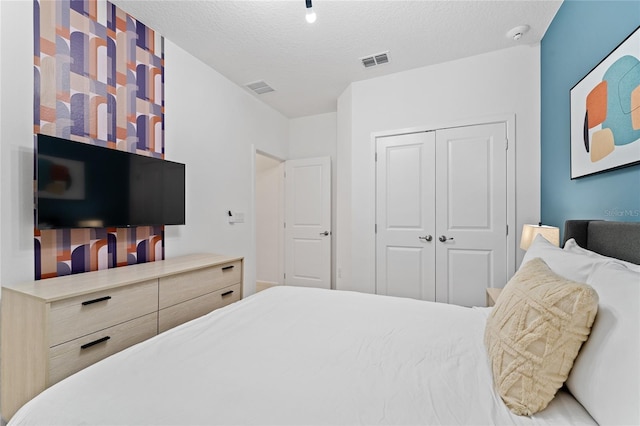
[520,224,560,250]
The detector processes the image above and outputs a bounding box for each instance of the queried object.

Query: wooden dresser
[0,253,242,421]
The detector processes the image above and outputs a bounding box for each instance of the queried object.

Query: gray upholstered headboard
[563,220,640,265]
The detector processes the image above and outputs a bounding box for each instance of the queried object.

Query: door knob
[439,235,454,242]
[320,231,330,236]
[418,235,433,242]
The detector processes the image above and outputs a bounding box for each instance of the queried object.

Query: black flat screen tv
[36,134,185,229]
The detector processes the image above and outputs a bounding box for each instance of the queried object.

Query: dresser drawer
[49,280,158,347]
[48,312,158,386]
[159,261,241,309]
[158,283,241,333]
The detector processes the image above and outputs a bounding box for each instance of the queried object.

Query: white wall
[336,45,541,293]
[288,112,337,287]
[0,1,36,290]
[289,113,337,160]
[163,40,289,297]
[255,154,283,285]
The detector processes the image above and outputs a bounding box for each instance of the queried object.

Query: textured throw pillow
[484,258,599,416]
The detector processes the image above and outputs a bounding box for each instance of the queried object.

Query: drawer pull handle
[80,336,111,350]
[81,296,112,306]
[221,290,234,297]
[221,265,234,271]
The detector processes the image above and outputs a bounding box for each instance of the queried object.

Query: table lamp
[520,223,560,250]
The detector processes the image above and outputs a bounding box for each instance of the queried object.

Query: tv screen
[36,134,185,229]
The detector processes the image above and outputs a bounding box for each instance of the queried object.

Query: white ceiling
[111,0,562,118]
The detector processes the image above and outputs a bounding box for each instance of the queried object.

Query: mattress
[9,286,596,425]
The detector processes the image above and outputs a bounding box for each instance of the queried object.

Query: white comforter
[10,286,596,425]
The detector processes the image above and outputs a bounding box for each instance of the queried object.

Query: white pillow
[566,262,640,425]
[520,234,600,282]
[564,238,640,273]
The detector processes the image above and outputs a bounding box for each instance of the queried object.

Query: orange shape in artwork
[586,81,608,128]
[116,16,127,31]
[39,37,56,56]
[116,72,127,86]
[40,106,56,123]
[116,126,128,140]
[631,85,640,130]
[590,128,615,162]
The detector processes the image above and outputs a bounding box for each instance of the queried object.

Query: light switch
[227,211,245,224]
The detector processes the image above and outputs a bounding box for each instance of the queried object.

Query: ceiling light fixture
[305,0,316,24]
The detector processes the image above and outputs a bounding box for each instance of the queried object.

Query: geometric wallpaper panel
[33,0,165,279]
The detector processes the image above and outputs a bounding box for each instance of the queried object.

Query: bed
[7,220,640,425]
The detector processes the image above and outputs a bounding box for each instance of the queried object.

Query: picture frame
[570,25,640,179]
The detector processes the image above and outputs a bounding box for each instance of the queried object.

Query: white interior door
[284,157,331,289]
[435,123,508,306]
[375,132,436,301]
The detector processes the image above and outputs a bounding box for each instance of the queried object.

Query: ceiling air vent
[245,80,274,95]
[360,51,390,68]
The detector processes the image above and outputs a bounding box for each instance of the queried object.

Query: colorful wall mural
[34,0,165,279]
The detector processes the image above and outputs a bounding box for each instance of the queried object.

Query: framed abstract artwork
[570,26,640,179]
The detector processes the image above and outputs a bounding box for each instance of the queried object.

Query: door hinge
[506,224,509,235]
[284,222,286,229]
[505,139,509,150]
[375,223,377,233]
[375,152,378,162]
[284,273,286,279]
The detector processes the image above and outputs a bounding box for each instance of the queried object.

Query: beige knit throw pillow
[484,258,598,416]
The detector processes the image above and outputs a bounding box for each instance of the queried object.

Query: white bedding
[10,286,596,425]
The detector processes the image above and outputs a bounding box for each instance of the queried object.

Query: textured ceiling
[111,0,562,118]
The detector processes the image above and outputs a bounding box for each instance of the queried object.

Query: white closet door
[434,123,508,306]
[375,132,436,301]
[284,157,331,289]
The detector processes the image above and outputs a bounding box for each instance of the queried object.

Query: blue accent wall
[541,0,640,235]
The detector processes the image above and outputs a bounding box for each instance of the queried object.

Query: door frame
[250,145,286,297]
[372,114,517,286]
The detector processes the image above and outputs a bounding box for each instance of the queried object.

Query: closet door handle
[81,296,112,306]
[418,235,433,242]
[439,235,454,242]
[80,336,110,350]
